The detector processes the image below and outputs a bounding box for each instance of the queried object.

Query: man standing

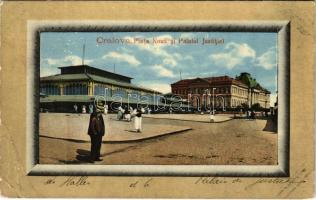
[88,101,105,163]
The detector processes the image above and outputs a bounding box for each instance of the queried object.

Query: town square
[39,31,278,165]
[40,112,277,165]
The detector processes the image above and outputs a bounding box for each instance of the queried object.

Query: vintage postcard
[38,30,279,166]
[0,1,314,198]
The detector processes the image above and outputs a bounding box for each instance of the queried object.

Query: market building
[40,65,163,112]
[171,72,271,110]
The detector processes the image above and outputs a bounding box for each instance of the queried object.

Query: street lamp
[204,89,209,112]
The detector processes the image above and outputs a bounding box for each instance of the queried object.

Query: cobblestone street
[40,114,277,165]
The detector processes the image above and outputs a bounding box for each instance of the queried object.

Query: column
[88,81,93,96]
[59,84,64,95]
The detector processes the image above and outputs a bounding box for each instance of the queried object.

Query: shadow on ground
[58,149,91,164]
[263,119,277,133]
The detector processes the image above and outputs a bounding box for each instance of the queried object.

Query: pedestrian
[247,110,251,119]
[74,104,78,113]
[134,106,143,133]
[87,101,105,163]
[82,105,86,114]
[89,103,93,114]
[117,106,123,120]
[251,110,256,120]
[148,107,151,115]
[104,104,108,115]
[124,106,131,122]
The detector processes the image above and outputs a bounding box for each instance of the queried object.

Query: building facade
[171,73,270,110]
[40,65,162,112]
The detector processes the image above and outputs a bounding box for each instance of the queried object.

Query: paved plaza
[39,113,277,165]
[40,113,191,142]
[143,113,232,123]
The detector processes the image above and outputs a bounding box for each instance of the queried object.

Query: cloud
[151,64,175,78]
[209,42,256,69]
[40,66,60,77]
[163,58,177,67]
[255,47,277,70]
[43,55,92,67]
[123,35,183,67]
[64,55,90,65]
[102,51,141,66]
[139,82,171,94]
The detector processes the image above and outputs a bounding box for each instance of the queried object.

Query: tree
[241,103,249,110]
[251,103,261,111]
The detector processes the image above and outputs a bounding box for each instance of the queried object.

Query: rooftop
[171,73,270,93]
[58,65,133,83]
[41,65,161,94]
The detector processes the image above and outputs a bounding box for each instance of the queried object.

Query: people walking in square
[88,100,105,163]
[89,103,93,114]
[117,106,123,120]
[124,106,131,122]
[73,104,78,113]
[134,106,143,133]
[251,110,256,120]
[103,104,108,115]
[247,109,251,119]
[82,105,86,114]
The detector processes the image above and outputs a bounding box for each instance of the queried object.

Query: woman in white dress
[134,107,143,133]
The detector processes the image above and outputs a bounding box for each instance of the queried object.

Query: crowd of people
[75,103,146,134]
[117,106,145,133]
[73,103,108,115]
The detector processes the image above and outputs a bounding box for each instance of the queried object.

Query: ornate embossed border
[26,21,290,176]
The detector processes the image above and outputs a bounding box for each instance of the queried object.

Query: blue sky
[40,32,278,106]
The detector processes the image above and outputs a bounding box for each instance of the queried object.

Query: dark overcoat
[88,113,105,136]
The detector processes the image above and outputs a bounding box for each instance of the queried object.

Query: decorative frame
[26,20,290,176]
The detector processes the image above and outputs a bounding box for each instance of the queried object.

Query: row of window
[40,85,60,95]
[231,98,248,107]
[41,84,157,104]
[174,87,269,100]
[93,84,152,99]
[173,87,232,95]
[232,87,248,96]
[64,84,88,95]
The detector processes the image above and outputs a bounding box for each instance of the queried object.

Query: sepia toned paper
[0,1,314,198]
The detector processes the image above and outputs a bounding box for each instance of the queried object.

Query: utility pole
[82,43,86,65]
[113,63,116,73]
[179,69,182,80]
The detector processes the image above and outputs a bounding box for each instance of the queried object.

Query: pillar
[88,81,94,96]
[59,84,64,95]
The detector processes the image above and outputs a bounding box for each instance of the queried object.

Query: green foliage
[251,103,261,111]
[241,103,249,110]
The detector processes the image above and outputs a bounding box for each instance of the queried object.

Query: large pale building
[40,65,162,112]
[171,73,270,110]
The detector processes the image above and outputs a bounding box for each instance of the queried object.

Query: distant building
[40,65,162,112]
[171,72,270,110]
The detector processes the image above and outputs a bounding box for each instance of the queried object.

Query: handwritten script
[245,168,312,197]
[129,178,153,188]
[42,168,311,197]
[194,168,311,198]
[44,176,90,187]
